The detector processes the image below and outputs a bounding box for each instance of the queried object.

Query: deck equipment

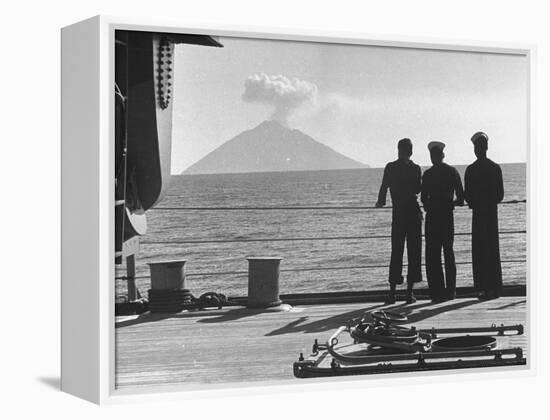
[115,30,223,303]
[294,310,525,378]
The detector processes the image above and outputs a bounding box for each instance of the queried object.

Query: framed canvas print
[61,15,534,404]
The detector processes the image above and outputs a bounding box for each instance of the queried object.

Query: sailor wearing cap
[464,132,504,300]
[376,138,423,304]
[421,141,464,302]
[471,131,489,145]
[427,141,445,152]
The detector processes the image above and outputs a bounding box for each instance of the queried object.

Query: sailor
[464,132,504,300]
[376,138,423,304]
[421,141,464,302]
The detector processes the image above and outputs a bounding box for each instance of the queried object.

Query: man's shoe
[384,292,396,305]
[431,295,446,304]
[406,290,417,304]
[486,289,499,300]
[478,290,497,301]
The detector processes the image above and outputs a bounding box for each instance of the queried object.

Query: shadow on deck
[265,298,483,336]
[114,296,527,390]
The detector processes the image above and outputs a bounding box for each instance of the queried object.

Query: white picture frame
[61,15,536,404]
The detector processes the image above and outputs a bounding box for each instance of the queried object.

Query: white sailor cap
[471,131,489,144]
[427,141,445,152]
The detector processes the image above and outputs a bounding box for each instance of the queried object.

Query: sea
[115,163,526,300]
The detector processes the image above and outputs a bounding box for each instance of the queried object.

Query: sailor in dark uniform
[421,141,464,302]
[376,138,422,304]
[464,132,504,300]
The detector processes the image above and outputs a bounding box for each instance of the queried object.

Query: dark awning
[115,30,224,48]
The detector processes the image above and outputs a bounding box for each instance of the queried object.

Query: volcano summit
[183,120,368,175]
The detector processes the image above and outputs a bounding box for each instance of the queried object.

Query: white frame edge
[60,14,536,404]
[61,16,102,403]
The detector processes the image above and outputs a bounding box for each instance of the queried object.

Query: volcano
[182,120,369,175]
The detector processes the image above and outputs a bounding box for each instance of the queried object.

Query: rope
[115,258,526,281]
[147,290,234,313]
[150,199,526,212]
[139,229,525,245]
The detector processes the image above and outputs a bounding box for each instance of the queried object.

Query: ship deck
[115,295,527,390]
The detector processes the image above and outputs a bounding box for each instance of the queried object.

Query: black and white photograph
[113,29,528,390]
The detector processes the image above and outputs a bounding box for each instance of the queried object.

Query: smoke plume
[242,73,318,125]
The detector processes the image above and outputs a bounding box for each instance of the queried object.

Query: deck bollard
[148,260,187,290]
[247,257,287,309]
[146,260,193,313]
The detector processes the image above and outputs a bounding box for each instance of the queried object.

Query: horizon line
[172,161,526,176]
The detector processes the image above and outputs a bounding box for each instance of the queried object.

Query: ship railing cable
[139,230,525,245]
[115,259,527,281]
[116,199,526,282]
[149,199,525,211]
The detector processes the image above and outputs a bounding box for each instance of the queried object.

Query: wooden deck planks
[115,297,527,389]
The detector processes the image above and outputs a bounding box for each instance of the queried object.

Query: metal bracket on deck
[294,318,526,378]
[420,324,524,339]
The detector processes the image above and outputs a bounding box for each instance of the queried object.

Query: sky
[171,36,528,173]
